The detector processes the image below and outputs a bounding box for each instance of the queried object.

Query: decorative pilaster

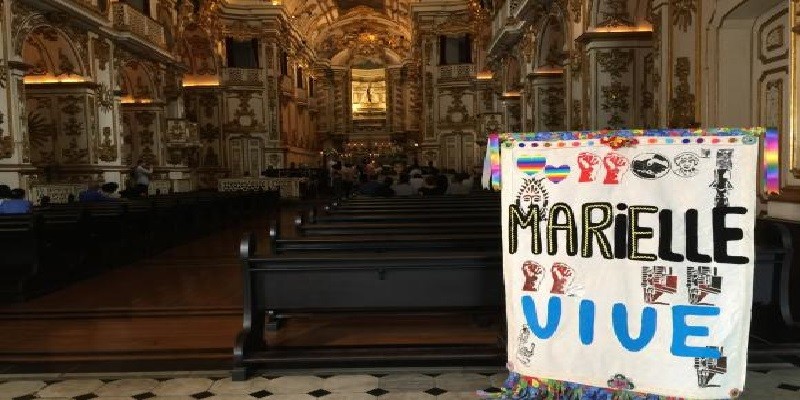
[578,31,654,130]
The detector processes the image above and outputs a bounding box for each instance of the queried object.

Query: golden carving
[570,48,583,76]
[94,38,111,71]
[539,86,565,131]
[601,81,630,129]
[0,109,11,159]
[0,60,7,89]
[62,138,88,163]
[571,100,582,130]
[597,49,633,78]
[668,57,696,128]
[96,83,114,112]
[671,0,696,32]
[0,136,11,159]
[97,127,118,162]
[598,0,634,28]
[570,0,582,23]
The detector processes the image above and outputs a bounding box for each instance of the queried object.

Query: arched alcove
[21,24,92,167]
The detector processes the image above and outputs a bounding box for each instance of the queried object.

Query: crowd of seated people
[327,159,477,198]
[78,182,121,202]
[0,180,139,214]
[0,185,33,214]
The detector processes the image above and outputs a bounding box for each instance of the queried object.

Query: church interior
[0,0,800,398]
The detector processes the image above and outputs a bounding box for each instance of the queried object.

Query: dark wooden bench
[299,209,499,225]
[270,218,501,254]
[0,214,40,300]
[233,233,504,380]
[0,190,280,302]
[297,220,499,236]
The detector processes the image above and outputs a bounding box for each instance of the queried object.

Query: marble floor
[2,368,800,399]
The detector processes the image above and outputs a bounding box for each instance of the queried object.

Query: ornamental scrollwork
[671,0,697,32]
[539,86,565,131]
[570,0,582,23]
[93,38,111,71]
[596,49,633,79]
[0,60,7,89]
[597,0,634,28]
[96,83,114,112]
[601,81,630,129]
[97,127,118,162]
[668,57,696,128]
[0,111,11,159]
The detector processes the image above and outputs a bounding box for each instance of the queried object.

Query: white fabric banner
[501,135,757,399]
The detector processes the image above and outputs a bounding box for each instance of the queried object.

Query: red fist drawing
[522,261,545,292]
[603,153,629,185]
[577,152,601,182]
[550,262,576,294]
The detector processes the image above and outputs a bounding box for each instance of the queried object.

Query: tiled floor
[2,368,800,399]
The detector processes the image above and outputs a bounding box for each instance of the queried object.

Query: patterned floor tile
[319,393,378,400]
[487,372,507,389]
[266,376,325,395]
[261,395,316,400]
[95,378,160,396]
[323,374,380,393]
[151,378,214,396]
[378,374,435,391]
[434,373,489,392]
[8,369,800,400]
[35,379,105,398]
[436,392,482,400]
[209,377,270,395]
[376,393,435,400]
[0,380,47,397]
[771,370,800,387]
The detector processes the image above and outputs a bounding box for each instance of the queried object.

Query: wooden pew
[0,190,280,302]
[233,233,504,380]
[0,214,40,300]
[297,220,499,236]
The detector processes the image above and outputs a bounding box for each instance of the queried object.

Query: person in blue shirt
[0,188,33,214]
[79,182,105,202]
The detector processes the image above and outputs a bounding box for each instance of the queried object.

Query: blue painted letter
[579,299,595,345]
[521,295,562,339]
[671,305,721,358]
[612,303,657,352]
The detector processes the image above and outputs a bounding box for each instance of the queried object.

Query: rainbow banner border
[481,127,779,196]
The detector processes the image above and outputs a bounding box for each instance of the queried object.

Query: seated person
[446,173,472,195]
[434,174,449,195]
[393,173,414,196]
[0,185,11,200]
[409,173,424,192]
[0,188,32,214]
[79,182,104,202]
[356,175,382,196]
[373,177,395,198]
[101,182,120,200]
[418,176,440,196]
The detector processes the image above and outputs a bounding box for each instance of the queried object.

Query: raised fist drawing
[577,152,601,182]
[522,261,545,292]
[603,153,629,185]
[550,262,576,295]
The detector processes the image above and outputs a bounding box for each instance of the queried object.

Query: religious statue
[366,83,373,103]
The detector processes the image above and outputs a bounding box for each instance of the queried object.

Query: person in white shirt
[409,173,424,193]
[133,159,153,196]
[393,173,415,196]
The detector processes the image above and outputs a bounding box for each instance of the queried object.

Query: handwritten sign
[496,129,763,399]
